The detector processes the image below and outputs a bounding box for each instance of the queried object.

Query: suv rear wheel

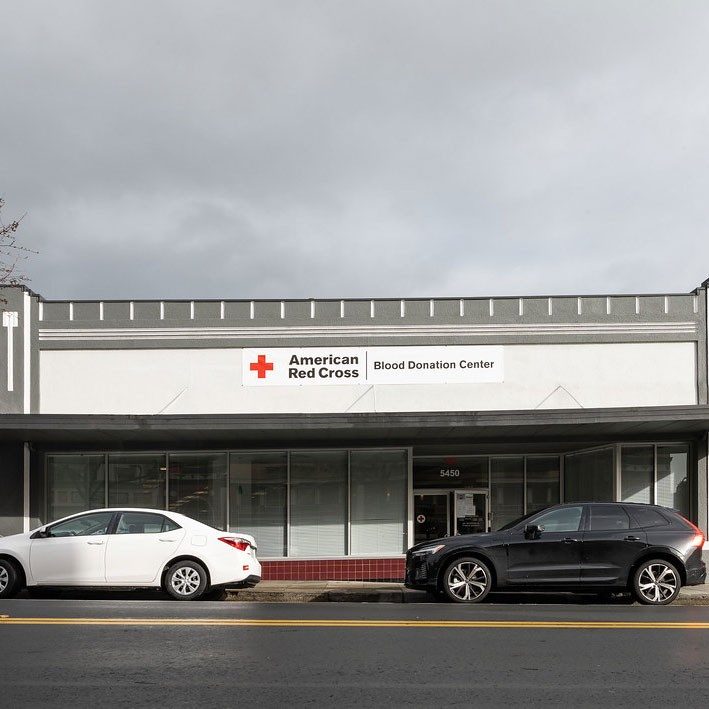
[633,559,681,605]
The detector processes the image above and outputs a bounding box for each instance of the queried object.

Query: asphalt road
[2,598,709,707]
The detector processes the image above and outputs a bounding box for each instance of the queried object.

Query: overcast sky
[2,1,709,300]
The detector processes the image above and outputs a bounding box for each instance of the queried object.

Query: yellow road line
[2,617,709,629]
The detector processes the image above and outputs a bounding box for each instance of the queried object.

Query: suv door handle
[624,535,641,542]
[562,537,579,543]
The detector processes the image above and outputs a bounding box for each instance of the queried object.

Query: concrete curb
[225,583,709,605]
[225,588,431,603]
[674,590,709,605]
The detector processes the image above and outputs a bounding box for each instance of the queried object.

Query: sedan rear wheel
[441,557,492,603]
[164,561,208,601]
[633,560,681,605]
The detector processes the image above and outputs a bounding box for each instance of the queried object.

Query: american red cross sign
[249,354,274,379]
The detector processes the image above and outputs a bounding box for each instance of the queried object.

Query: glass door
[414,492,450,544]
[453,490,488,535]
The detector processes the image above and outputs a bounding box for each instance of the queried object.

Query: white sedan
[0,508,261,600]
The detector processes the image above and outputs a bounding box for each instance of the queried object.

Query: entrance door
[414,493,449,544]
[454,490,488,535]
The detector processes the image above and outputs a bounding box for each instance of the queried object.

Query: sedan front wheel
[633,559,681,605]
[441,557,493,603]
[0,559,20,599]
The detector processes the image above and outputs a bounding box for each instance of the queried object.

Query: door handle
[86,540,104,545]
[624,536,640,542]
[562,537,579,543]
[158,538,176,542]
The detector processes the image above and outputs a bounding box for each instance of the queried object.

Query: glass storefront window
[289,451,347,556]
[350,450,407,555]
[525,457,560,513]
[46,455,106,522]
[41,443,693,558]
[657,445,689,517]
[621,446,654,504]
[229,452,287,557]
[108,454,166,509]
[168,453,227,530]
[413,456,488,489]
[490,457,524,531]
[564,448,614,502]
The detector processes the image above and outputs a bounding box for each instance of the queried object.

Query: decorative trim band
[38,321,698,342]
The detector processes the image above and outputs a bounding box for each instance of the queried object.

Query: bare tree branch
[0,198,36,288]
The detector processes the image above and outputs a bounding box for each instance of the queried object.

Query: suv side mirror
[524,524,544,540]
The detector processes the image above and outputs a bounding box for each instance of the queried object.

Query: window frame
[39,510,118,539]
[585,504,632,532]
[527,504,585,534]
[114,511,180,535]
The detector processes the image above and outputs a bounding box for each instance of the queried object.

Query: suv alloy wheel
[632,559,681,605]
[441,557,493,603]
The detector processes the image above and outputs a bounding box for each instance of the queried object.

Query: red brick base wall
[261,558,406,581]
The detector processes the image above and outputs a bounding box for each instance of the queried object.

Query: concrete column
[0,443,24,536]
[699,433,708,536]
[23,442,30,532]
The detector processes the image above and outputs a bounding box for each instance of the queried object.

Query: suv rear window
[628,507,669,529]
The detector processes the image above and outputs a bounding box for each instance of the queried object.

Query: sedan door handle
[562,537,579,543]
[158,538,176,542]
[86,540,104,545]
[624,536,641,542]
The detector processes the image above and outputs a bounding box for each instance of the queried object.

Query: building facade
[1,281,708,580]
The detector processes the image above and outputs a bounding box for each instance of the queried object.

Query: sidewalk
[225,581,709,604]
[226,581,428,603]
[675,582,709,604]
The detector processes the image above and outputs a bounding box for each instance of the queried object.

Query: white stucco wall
[39,342,698,414]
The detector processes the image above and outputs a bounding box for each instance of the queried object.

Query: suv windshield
[498,510,543,531]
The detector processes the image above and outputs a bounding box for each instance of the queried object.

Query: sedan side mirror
[30,528,49,539]
[524,524,544,540]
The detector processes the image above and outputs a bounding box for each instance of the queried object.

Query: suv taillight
[681,517,705,548]
[219,537,250,552]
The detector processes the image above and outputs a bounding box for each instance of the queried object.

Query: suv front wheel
[632,559,681,605]
[441,557,493,603]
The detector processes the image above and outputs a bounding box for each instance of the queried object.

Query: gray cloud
[1,0,708,299]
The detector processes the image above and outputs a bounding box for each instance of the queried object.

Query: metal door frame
[453,488,489,534]
[413,489,451,539]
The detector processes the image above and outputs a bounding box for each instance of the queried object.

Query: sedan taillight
[219,537,250,552]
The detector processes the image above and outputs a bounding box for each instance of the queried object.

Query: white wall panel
[40,342,697,414]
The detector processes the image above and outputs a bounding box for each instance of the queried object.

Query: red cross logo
[250,354,274,379]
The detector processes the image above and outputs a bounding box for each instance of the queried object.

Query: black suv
[405,502,706,604]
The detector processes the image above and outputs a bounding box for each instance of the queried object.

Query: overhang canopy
[1,405,708,449]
